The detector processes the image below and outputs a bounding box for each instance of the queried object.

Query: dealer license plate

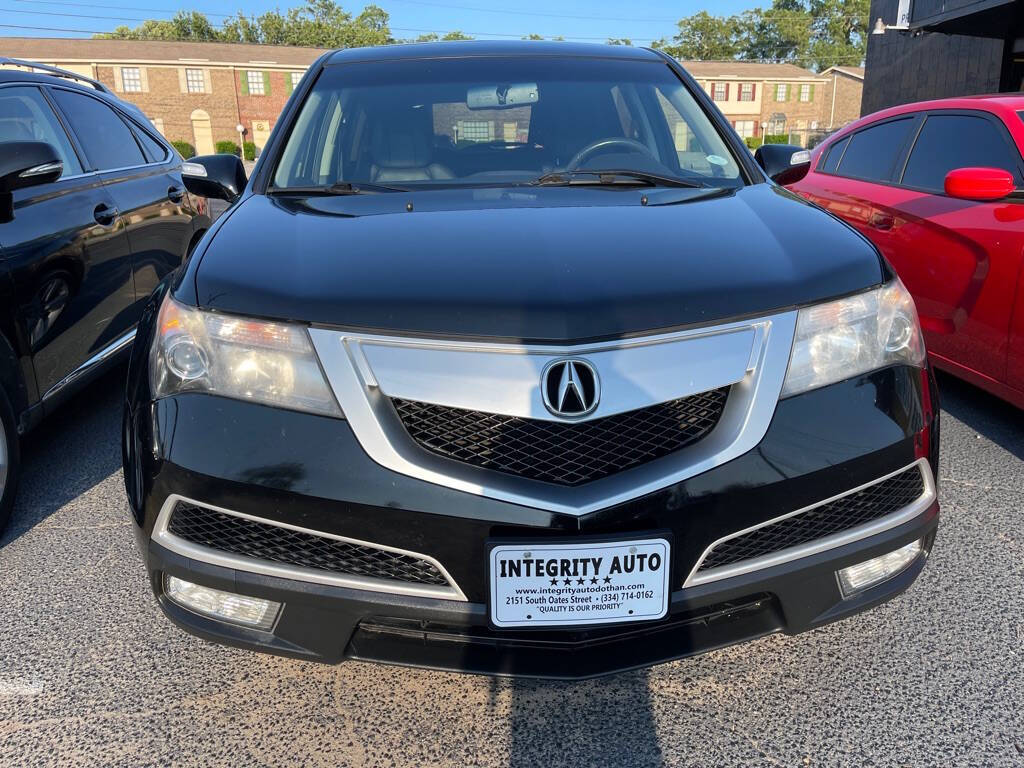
[488,537,670,628]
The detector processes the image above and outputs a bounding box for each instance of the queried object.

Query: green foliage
[522,34,545,41]
[764,134,791,144]
[651,0,868,71]
[744,137,763,149]
[243,141,258,161]
[103,1,395,48]
[441,30,473,40]
[215,140,241,156]
[170,140,195,158]
[606,38,632,46]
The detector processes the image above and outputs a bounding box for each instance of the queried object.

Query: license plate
[488,537,670,628]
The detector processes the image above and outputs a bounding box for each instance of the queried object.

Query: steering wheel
[566,137,655,171]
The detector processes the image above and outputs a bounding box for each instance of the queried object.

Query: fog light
[836,539,923,598]
[164,575,280,630]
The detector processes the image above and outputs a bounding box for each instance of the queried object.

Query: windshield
[272,56,743,190]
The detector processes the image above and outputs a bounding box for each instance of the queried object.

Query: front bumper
[126,363,940,679]
[149,507,937,678]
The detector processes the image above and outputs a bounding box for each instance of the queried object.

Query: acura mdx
[123,42,940,679]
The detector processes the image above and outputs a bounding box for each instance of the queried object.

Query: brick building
[681,60,857,146]
[0,37,326,155]
[820,66,864,130]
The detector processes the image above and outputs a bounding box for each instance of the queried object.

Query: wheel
[0,385,20,534]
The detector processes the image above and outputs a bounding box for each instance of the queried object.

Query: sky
[0,0,760,46]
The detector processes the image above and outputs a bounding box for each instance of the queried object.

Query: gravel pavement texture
[0,367,1021,767]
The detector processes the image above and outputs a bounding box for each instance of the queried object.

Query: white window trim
[185,67,206,94]
[247,70,265,96]
[120,66,142,93]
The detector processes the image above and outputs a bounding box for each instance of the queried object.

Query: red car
[786,95,1024,409]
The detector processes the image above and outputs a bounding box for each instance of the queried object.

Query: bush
[744,137,763,149]
[243,141,257,161]
[764,134,790,145]
[170,140,195,159]
[215,140,240,156]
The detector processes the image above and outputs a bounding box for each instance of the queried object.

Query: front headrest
[371,123,432,168]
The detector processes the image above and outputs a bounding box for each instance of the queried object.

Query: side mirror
[180,154,247,202]
[754,143,811,186]
[944,167,1015,201]
[0,141,63,193]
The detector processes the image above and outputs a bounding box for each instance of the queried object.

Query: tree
[652,11,746,60]
[653,0,868,71]
[441,30,473,40]
[104,1,395,48]
[606,38,632,46]
[101,10,220,41]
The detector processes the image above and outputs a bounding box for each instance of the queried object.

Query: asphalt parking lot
[0,367,1021,767]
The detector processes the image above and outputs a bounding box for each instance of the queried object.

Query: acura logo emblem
[542,358,600,418]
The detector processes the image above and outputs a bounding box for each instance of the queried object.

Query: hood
[190,184,883,342]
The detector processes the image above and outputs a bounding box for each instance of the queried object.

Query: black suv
[0,60,209,530]
[124,42,940,679]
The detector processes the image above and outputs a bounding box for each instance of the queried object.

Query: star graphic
[563,578,572,586]
[603,575,612,584]
[576,578,585,585]
[590,577,598,585]
[550,577,558,586]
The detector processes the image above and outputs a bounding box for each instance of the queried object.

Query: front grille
[697,465,926,572]
[167,502,449,587]
[392,388,729,486]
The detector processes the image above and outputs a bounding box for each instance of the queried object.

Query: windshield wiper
[531,169,705,189]
[268,181,408,195]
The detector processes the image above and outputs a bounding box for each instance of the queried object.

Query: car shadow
[503,671,663,767]
[0,362,126,548]
[935,371,1024,461]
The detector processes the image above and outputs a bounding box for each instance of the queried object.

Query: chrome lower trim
[309,311,797,516]
[152,494,467,602]
[42,327,137,403]
[683,458,936,588]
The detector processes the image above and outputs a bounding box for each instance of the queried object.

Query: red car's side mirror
[944,167,1016,201]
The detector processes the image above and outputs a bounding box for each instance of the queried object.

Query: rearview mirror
[467,83,539,110]
[944,167,1015,201]
[754,143,811,186]
[180,154,247,202]
[0,141,63,193]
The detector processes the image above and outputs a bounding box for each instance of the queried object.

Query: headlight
[150,295,342,417]
[781,278,925,397]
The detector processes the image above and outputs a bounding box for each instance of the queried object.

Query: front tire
[0,385,20,534]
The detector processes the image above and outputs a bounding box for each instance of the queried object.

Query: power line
[10,0,873,24]
[3,6,167,22]
[0,21,872,63]
[12,0,233,17]
[384,0,676,24]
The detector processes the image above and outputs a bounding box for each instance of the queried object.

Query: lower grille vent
[167,502,449,587]
[697,465,926,572]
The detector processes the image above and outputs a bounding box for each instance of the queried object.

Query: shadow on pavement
[935,371,1024,461]
[0,362,126,548]
[505,672,663,767]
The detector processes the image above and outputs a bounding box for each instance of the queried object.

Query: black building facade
[863,0,1023,116]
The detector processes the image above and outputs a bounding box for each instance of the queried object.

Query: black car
[123,42,940,679]
[0,59,209,530]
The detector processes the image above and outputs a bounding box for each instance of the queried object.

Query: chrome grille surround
[309,311,798,516]
[683,458,936,588]
[153,494,466,601]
